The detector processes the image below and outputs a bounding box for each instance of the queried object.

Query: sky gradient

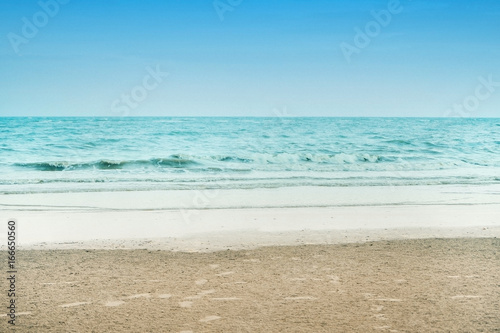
[1,0,499,117]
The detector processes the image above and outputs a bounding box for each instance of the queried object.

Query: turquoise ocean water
[0,117,499,194]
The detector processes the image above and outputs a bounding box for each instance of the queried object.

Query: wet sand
[7,238,500,332]
[2,185,500,247]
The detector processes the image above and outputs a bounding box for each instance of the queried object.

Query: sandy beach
[1,185,499,331]
[7,238,500,332]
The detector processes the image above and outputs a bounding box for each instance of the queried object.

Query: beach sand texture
[8,238,500,332]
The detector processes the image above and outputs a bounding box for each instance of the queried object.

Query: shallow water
[1,117,499,193]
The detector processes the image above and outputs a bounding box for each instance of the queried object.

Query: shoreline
[1,184,499,250]
[17,226,500,252]
[2,184,500,210]
[0,185,500,251]
[2,204,500,251]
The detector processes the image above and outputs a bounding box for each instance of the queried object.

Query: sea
[0,117,499,194]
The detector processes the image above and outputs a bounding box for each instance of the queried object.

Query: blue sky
[0,0,499,117]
